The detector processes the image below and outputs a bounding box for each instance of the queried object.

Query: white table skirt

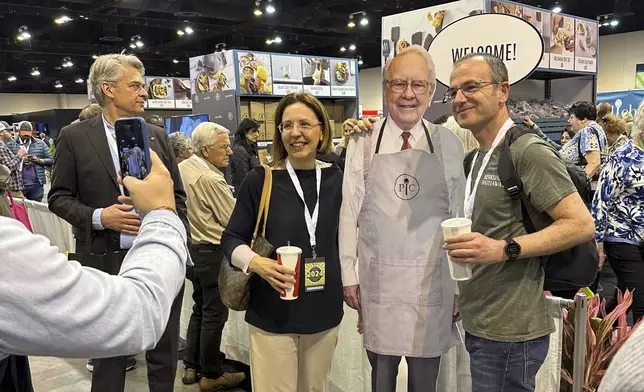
[181,285,563,392]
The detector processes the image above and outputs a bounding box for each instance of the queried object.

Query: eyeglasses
[115,82,146,92]
[278,120,321,134]
[443,81,498,103]
[248,129,260,134]
[386,79,431,94]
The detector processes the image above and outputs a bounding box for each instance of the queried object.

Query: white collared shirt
[338,116,434,286]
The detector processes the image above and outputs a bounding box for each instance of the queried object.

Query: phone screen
[115,118,151,192]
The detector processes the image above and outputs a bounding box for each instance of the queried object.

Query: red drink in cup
[276,246,302,300]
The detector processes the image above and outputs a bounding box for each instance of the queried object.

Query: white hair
[168,132,192,154]
[192,122,230,157]
[382,45,437,102]
[89,54,145,107]
[632,99,644,149]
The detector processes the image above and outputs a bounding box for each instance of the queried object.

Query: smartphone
[115,117,152,196]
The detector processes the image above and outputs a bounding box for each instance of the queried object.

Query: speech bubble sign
[428,13,544,87]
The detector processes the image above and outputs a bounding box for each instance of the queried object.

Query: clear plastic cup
[441,218,474,281]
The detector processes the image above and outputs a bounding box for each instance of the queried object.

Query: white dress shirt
[0,210,190,360]
[339,117,435,286]
[91,115,136,249]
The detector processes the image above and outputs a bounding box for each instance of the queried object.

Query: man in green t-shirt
[443,53,595,392]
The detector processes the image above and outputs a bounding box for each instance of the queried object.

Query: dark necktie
[401,131,412,151]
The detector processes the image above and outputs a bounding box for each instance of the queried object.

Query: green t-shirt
[458,133,576,342]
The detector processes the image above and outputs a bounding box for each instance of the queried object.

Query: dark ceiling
[0,0,641,94]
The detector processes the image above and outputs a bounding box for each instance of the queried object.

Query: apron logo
[394,174,420,200]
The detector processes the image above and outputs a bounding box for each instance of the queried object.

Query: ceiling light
[7,76,17,82]
[274,36,282,43]
[55,15,72,24]
[360,12,369,26]
[17,26,31,41]
[358,59,364,66]
[254,0,263,16]
[610,19,619,26]
[92,54,99,59]
[349,44,356,51]
[266,39,272,44]
[135,40,144,48]
[30,68,40,77]
[55,81,63,89]
[266,0,276,14]
[184,26,194,34]
[602,22,610,27]
[62,57,74,68]
[129,43,136,49]
[177,29,185,36]
[173,59,179,64]
[552,4,562,13]
[340,46,346,52]
[348,14,356,28]
[75,78,84,84]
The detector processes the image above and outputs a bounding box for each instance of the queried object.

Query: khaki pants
[249,325,339,392]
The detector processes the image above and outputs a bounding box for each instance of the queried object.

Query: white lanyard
[464,118,515,219]
[286,159,321,257]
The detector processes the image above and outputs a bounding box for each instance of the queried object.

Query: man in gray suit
[48,53,189,392]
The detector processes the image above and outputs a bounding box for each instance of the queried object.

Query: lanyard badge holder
[286,159,326,293]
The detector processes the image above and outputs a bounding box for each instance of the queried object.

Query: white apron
[358,118,459,358]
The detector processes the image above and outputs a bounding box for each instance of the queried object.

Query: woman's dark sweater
[230,142,260,197]
[221,165,344,335]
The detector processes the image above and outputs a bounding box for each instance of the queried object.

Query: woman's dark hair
[235,118,260,143]
[561,128,573,139]
[569,101,597,121]
[272,93,333,166]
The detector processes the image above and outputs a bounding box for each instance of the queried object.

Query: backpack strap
[498,126,537,234]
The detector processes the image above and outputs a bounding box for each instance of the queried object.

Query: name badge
[305,257,326,292]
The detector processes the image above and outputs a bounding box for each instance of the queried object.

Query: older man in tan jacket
[178,122,245,392]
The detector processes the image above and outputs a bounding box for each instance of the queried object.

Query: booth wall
[0,93,89,115]
[358,68,383,111]
[598,31,644,92]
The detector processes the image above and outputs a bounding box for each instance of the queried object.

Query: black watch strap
[504,238,521,260]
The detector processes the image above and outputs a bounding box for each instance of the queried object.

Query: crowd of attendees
[0,48,643,392]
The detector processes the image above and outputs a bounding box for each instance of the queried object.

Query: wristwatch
[504,238,521,261]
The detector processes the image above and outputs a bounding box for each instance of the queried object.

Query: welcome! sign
[429,13,544,86]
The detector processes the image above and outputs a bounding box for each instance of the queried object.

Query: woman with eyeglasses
[221,93,343,392]
[230,118,261,196]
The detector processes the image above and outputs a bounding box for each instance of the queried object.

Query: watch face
[506,242,521,259]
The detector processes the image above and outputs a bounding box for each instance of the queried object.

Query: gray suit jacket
[48,115,189,267]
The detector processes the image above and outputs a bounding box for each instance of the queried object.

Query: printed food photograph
[576,21,597,58]
[551,14,575,54]
[147,78,169,99]
[189,51,235,94]
[173,79,191,100]
[238,52,273,95]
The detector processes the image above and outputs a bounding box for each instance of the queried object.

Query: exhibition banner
[596,90,644,119]
[429,13,544,86]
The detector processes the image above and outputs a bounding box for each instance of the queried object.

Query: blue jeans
[465,333,549,392]
[22,184,44,202]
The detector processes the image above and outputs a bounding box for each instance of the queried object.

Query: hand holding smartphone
[115,117,152,196]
